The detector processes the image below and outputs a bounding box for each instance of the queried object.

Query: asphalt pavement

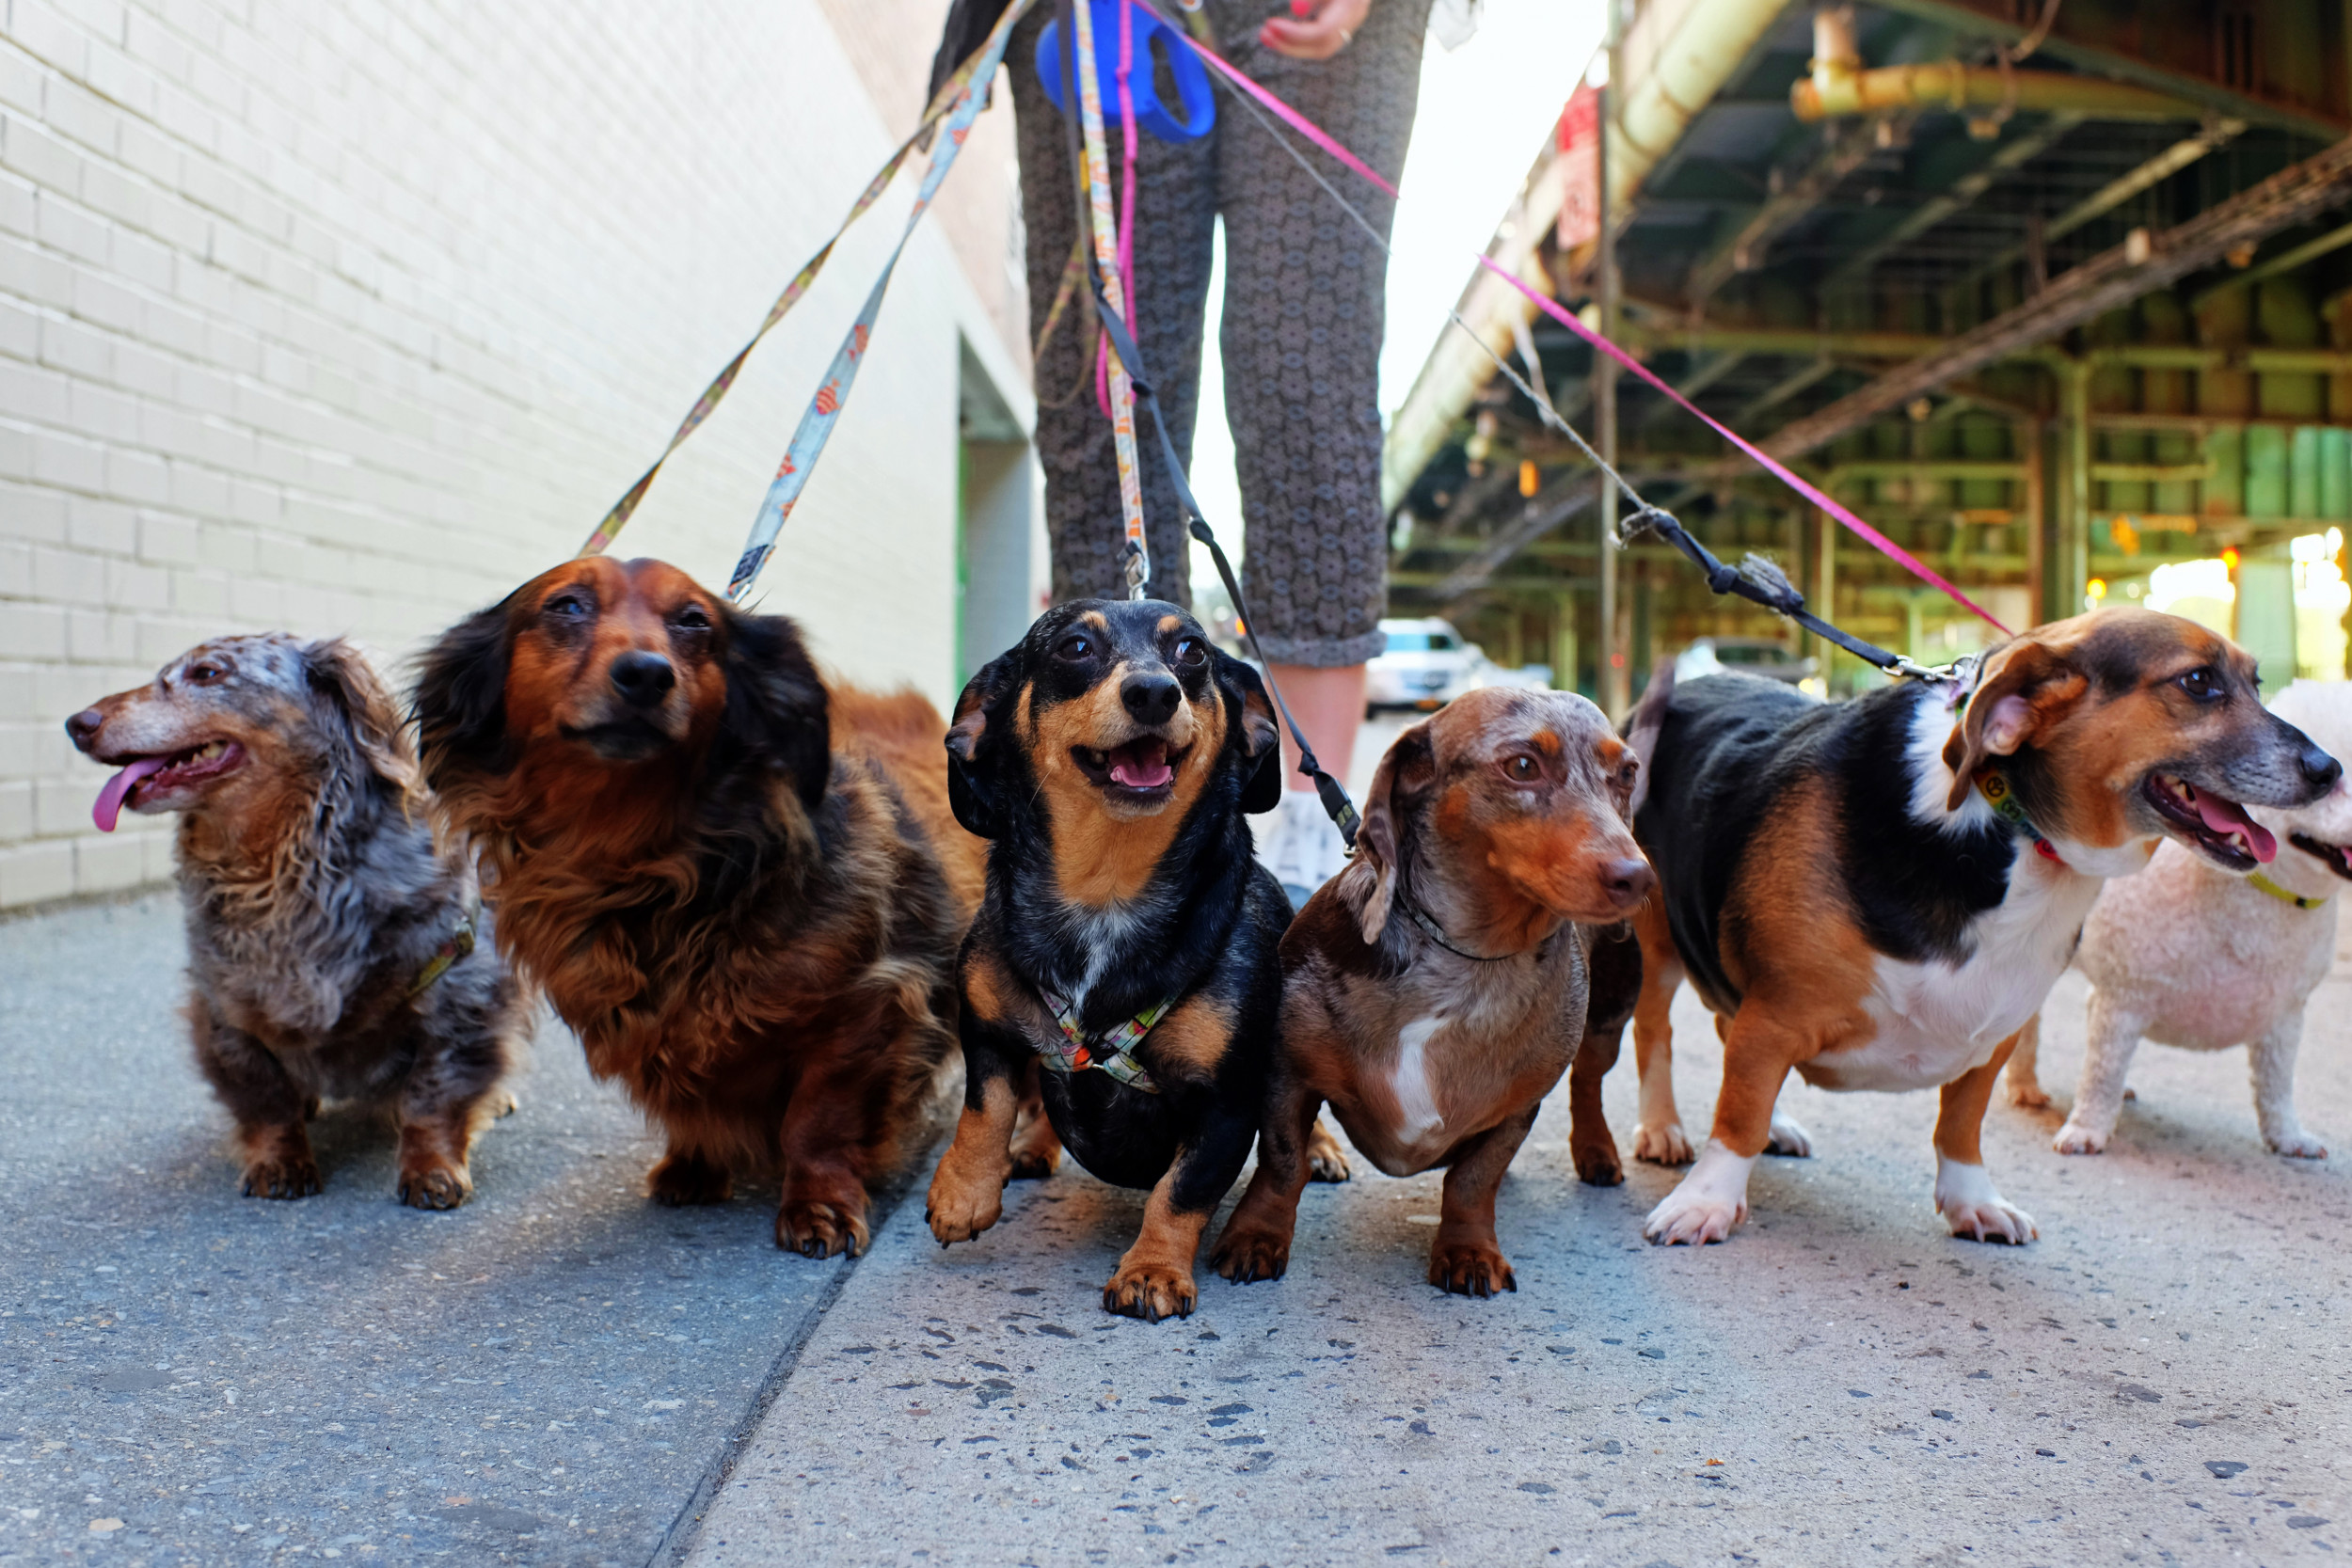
[6,850,2352,1566]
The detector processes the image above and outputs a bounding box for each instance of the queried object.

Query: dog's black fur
[926,598,1292,1319]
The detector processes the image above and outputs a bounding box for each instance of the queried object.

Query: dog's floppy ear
[946,651,1021,839]
[1354,721,1434,944]
[716,608,832,814]
[411,600,516,784]
[1943,636,2089,810]
[1215,652,1283,814]
[305,639,424,807]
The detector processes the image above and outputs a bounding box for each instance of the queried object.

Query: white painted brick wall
[0,0,1039,908]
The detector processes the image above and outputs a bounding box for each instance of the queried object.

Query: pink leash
[1096,0,1145,419]
[1479,258,2011,635]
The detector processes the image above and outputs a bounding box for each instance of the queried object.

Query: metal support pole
[2021,417,2045,626]
[2061,359,2092,615]
[1815,507,1836,687]
[1596,9,1626,719]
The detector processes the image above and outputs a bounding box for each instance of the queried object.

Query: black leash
[1618,509,1960,686]
[1083,267,1363,847]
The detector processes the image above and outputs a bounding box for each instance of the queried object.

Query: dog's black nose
[1600,856,1656,911]
[609,651,676,709]
[1120,672,1181,727]
[65,708,103,751]
[2300,743,2343,792]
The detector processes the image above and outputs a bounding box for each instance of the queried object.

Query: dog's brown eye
[1170,637,1205,668]
[1503,754,1540,783]
[186,663,224,685]
[546,594,588,620]
[2177,666,2224,702]
[674,606,711,632]
[1056,634,1094,662]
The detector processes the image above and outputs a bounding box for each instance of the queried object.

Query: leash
[578,4,1032,561]
[1083,273,1363,846]
[1055,0,1153,599]
[719,0,1039,601]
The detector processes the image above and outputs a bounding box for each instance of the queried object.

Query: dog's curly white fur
[2007,681,2352,1157]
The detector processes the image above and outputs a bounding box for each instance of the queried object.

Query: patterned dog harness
[405,906,478,1002]
[1036,987,1173,1095]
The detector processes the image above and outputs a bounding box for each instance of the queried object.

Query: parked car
[1673,637,1817,685]
[1366,618,1492,712]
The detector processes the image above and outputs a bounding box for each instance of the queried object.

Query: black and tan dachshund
[923,598,1292,1320]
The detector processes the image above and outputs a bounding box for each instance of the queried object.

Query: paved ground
[7,795,2352,1564]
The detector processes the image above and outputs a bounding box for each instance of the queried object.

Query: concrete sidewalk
[5,887,2351,1566]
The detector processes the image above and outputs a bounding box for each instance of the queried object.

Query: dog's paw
[1305,1118,1352,1183]
[2007,1078,2052,1109]
[489,1089,521,1119]
[1428,1237,1517,1297]
[1642,1144,1752,1245]
[1209,1226,1291,1285]
[396,1162,471,1211]
[1631,1119,1695,1165]
[925,1163,1006,1246]
[1103,1260,1197,1322]
[645,1151,733,1206]
[241,1156,322,1201]
[2265,1126,2329,1160]
[1572,1132,1625,1187]
[776,1199,868,1259]
[1934,1158,2037,1244]
[1007,1147,1059,1181]
[2051,1119,2109,1156]
[1765,1113,1814,1158]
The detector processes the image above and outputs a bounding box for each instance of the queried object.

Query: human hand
[1260,0,1371,60]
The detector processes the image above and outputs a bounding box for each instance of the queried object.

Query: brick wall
[0,0,1036,908]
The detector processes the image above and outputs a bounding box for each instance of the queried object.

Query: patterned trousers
[1009,0,1433,667]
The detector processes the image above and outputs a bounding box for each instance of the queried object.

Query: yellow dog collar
[2249,871,2328,911]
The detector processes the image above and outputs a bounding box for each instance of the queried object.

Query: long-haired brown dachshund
[412,556,986,1257]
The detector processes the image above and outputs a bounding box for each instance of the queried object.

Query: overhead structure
[1382,0,2352,705]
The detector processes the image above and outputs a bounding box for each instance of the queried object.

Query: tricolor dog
[1625,607,2340,1245]
[2004,679,2352,1158]
[924,599,1293,1321]
[1211,688,1653,1296]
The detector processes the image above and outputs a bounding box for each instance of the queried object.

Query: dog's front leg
[2249,1012,2328,1158]
[2003,1012,2050,1107]
[926,1017,1026,1246]
[1429,1102,1540,1296]
[1567,1016,1626,1186]
[2054,990,2145,1155]
[189,1004,320,1200]
[1644,1005,1804,1244]
[1006,1056,1063,1180]
[1935,1032,2038,1243]
[1210,1074,1323,1284]
[1629,906,1692,1164]
[1105,1101,1255,1322]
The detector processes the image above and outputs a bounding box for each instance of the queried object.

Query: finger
[1258,18,1344,58]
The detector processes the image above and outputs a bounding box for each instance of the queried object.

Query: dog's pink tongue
[1109,744,1173,789]
[92,757,166,832]
[2195,790,2278,863]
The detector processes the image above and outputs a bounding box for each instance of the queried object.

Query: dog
[66,634,523,1206]
[922,598,1292,1321]
[1208,688,1654,1296]
[1995,679,2352,1158]
[1624,607,2340,1246]
[412,556,986,1257]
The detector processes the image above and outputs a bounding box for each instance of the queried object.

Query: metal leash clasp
[1122,537,1150,601]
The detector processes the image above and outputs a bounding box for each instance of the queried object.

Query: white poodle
[2005,680,2352,1158]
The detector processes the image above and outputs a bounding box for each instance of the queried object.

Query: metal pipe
[1597,0,1625,721]
[1793,58,2201,123]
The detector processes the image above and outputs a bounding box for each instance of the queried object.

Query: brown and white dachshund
[1624,607,2340,1245]
[1211,687,1654,1295]
[68,635,524,1207]
[412,556,986,1258]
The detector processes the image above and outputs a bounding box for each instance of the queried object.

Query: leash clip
[1121,537,1150,600]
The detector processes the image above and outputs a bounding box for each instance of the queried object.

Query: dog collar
[405,905,478,1001]
[1036,987,1171,1095]
[1403,900,1525,964]
[1975,771,2064,866]
[2249,871,2329,911]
